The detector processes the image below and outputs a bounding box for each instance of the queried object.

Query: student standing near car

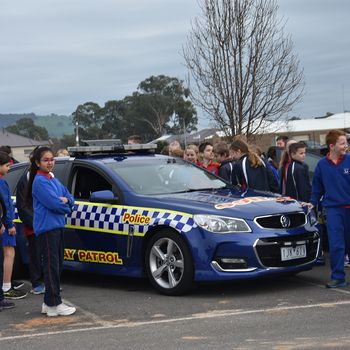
[310,130,350,288]
[0,191,15,310]
[26,146,76,316]
[284,142,311,202]
[0,152,27,299]
[229,139,279,192]
[213,142,236,183]
[16,169,45,295]
[198,142,220,175]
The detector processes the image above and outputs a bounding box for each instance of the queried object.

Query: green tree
[6,117,49,140]
[72,102,106,140]
[132,75,197,137]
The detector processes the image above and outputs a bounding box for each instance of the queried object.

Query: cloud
[0,0,349,126]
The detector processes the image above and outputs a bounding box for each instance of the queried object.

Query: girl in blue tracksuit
[310,130,350,288]
[26,146,76,316]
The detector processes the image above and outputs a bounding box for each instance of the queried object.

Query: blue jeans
[326,207,350,280]
[37,228,64,307]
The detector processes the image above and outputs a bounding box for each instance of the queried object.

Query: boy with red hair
[311,130,350,288]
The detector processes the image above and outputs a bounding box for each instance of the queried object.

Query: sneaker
[41,303,48,314]
[46,303,76,317]
[30,284,45,295]
[4,288,28,300]
[326,279,347,288]
[0,299,15,310]
[12,281,25,290]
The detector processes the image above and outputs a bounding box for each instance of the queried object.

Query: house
[0,129,50,162]
[254,112,350,151]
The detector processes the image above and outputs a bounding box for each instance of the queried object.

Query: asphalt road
[1,260,350,350]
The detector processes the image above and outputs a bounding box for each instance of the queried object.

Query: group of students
[1,130,349,316]
[174,130,350,289]
[0,146,76,316]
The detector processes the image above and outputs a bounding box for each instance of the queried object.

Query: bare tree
[183,0,304,139]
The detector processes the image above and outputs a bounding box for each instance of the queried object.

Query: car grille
[255,212,306,229]
[254,232,319,268]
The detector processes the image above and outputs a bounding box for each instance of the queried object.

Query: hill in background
[0,113,74,138]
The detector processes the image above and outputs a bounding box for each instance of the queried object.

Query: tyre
[145,230,194,295]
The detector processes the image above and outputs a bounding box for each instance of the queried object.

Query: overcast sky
[1,0,350,128]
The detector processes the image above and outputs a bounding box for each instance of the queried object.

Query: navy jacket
[311,154,350,207]
[235,155,279,193]
[284,160,311,202]
[218,159,238,185]
[16,171,33,228]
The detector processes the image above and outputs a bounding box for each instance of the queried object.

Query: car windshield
[107,158,227,195]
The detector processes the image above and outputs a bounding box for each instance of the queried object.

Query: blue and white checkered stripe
[65,202,197,235]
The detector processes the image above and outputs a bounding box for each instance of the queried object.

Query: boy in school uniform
[311,130,350,288]
[284,142,311,202]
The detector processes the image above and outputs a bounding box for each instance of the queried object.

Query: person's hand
[8,226,16,236]
[300,202,314,209]
[0,225,4,235]
[59,196,68,204]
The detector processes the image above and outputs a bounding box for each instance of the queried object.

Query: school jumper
[0,177,15,246]
[311,154,350,281]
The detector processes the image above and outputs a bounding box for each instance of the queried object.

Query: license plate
[281,245,307,261]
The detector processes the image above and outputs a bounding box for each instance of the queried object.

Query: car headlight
[307,209,318,226]
[193,214,251,233]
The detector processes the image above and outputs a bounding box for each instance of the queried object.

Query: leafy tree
[183,0,304,139]
[71,76,198,143]
[6,117,49,140]
[72,102,106,140]
[133,75,197,137]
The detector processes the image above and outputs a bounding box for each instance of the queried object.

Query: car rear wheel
[145,230,194,295]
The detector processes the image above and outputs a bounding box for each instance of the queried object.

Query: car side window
[72,167,112,200]
[7,166,28,195]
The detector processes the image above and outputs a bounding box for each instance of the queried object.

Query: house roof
[270,113,350,134]
[0,129,49,147]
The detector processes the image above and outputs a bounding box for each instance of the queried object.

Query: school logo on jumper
[344,168,349,175]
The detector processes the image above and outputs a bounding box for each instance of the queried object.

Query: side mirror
[89,190,119,204]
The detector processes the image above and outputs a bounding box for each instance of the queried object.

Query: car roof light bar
[67,141,157,156]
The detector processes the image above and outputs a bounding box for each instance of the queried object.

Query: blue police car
[9,142,320,295]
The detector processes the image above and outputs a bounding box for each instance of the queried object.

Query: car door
[63,162,133,276]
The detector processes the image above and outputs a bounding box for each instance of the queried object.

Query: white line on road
[2,299,350,342]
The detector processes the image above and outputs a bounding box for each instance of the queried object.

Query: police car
[9,141,320,295]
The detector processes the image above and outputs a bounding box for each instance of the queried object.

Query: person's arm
[0,180,14,229]
[310,162,324,207]
[265,160,280,193]
[33,177,72,215]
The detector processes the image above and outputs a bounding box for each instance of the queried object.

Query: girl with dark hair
[0,151,27,299]
[26,146,76,316]
[230,139,279,192]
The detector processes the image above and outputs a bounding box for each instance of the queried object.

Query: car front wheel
[145,230,194,295]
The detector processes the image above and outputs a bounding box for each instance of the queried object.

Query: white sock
[2,282,11,292]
